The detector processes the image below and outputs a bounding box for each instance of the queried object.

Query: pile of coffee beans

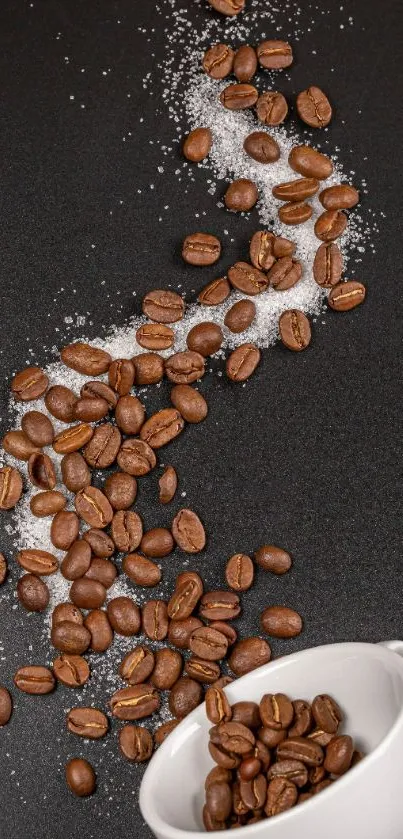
[203,689,363,830]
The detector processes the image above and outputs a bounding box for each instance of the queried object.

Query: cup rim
[140,640,403,839]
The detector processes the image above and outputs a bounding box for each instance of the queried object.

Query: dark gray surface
[0,0,402,836]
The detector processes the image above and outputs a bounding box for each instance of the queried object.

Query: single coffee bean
[61,342,111,375]
[183,127,213,162]
[66,758,96,797]
[132,352,164,385]
[320,183,359,210]
[187,322,223,357]
[256,91,288,126]
[289,144,333,180]
[174,569,204,598]
[206,687,232,724]
[203,43,234,78]
[257,39,293,69]
[255,544,292,574]
[217,721,255,754]
[225,554,254,591]
[103,472,137,511]
[53,654,90,687]
[202,807,226,832]
[312,778,333,794]
[268,257,302,291]
[224,300,256,335]
[45,385,78,422]
[75,486,113,529]
[186,657,220,684]
[228,637,271,676]
[2,430,40,461]
[0,686,12,726]
[190,626,228,661]
[208,741,240,770]
[17,549,58,576]
[249,230,275,271]
[110,683,160,720]
[273,178,319,202]
[140,528,174,558]
[289,700,313,737]
[142,599,169,641]
[84,609,114,653]
[234,44,257,82]
[21,411,54,447]
[261,605,303,638]
[114,395,145,436]
[207,0,245,15]
[67,706,108,739]
[30,490,66,518]
[226,344,261,382]
[307,728,334,747]
[111,510,143,552]
[154,719,179,746]
[70,578,106,611]
[265,777,298,817]
[309,765,327,785]
[220,83,258,110]
[158,465,178,503]
[225,179,258,212]
[313,242,343,287]
[151,648,183,690]
[206,781,232,822]
[315,209,347,241]
[0,466,23,509]
[277,736,324,766]
[123,554,161,587]
[108,358,135,396]
[324,735,353,775]
[169,676,203,719]
[51,621,89,656]
[28,452,56,490]
[11,366,48,401]
[83,423,121,469]
[140,408,185,449]
[205,767,232,789]
[351,749,365,767]
[136,323,175,350]
[53,423,94,455]
[232,701,261,729]
[278,201,312,225]
[172,508,206,553]
[200,591,240,621]
[0,553,7,585]
[85,556,117,587]
[260,693,294,730]
[80,380,118,408]
[170,384,208,425]
[238,757,261,781]
[14,665,55,695]
[240,774,267,810]
[120,647,155,685]
[312,694,343,734]
[83,528,114,558]
[243,131,280,164]
[258,726,287,748]
[142,289,184,323]
[119,724,153,762]
[74,396,109,422]
[17,574,49,612]
[61,452,91,493]
[118,440,156,479]
[279,309,311,351]
[328,280,366,311]
[274,236,296,258]
[52,603,83,628]
[168,617,203,648]
[107,597,141,636]
[198,277,231,306]
[182,233,221,266]
[297,86,332,128]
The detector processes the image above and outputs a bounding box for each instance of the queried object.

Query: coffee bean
[107,597,141,636]
[142,599,169,641]
[328,280,366,311]
[120,647,155,686]
[240,774,267,810]
[289,145,333,180]
[312,694,343,734]
[243,131,280,164]
[66,758,96,797]
[0,553,7,585]
[206,687,232,724]
[256,91,288,126]
[200,591,240,621]
[307,728,334,747]
[45,385,78,422]
[268,258,302,292]
[315,209,347,241]
[158,465,178,504]
[277,736,324,766]
[0,686,12,726]
[313,242,343,287]
[324,735,353,775]
[85,609,113,653]
[74,396,109,422]
[274,236,296,258]
[151,648,183,690]
[118,441,156,481]
[183,127,213,162]
[279,309,311,352]
[170,389,207,431]
[258,726,286,748]
[83,528,115,558]
[142,289,184,323]
[249,231,275,271]
[254,544,292,574]
[85,554,117,587]
[278,201,312,225]
[53,423,94,455]
[239,757,262,782]
[226,344,261,382]
[83,423,121,469]
[312,778,333,794]
[207,0,245,14]
[14,665,55,695]
[67,706,108,739]
[187,656,221,683]
[17,549,58,576]
[103,472,137,511]
[297,86,332,128]
[182,233,221,266]
[206,782,232,822]
[119,724,153,762]
[232,701,261,729]
[225,554,254,591]
[132,352,164,385]
[53,654,90,687]
[309,765,327,785]
[28,452,56,490]
[51,622,90,658]
[70,578,106,610]
[225,179,258,212]
[111,510,143,552]
[108,358,135,396]
[11,366,48,401]
[169,676,203,719]
[208,741,240,770]
[265,777,298,816]
[124,554,160,589]
[154,719,179,746]
[289,700,313,737]
[261,605,303,638]
[17,574,49,612]
[351,749,364,767]
[52,603,83,628]
[257,39,293,69]
[217,721,255,755]
[260,693,294,730]
[203,43,234,78]
[21,411,54,447]
[273,178,319,202]
[75,486,113,529]
[0,466,23,509]
[172,508,206,553]
[61,342,111,375]
[228,637,271,676]
[115,396,146,436]
[168,617,203,648]
[224,300,256,335]
[187,322,223,357]
[234,44,257,82]
[111,683,160,720]
[220,83,258,110]
[2,430,40,461]
[190,626,228,661]
[140,408,185,449]
[140,528,174,558]
[80,380,118,408]
[60,453,90,494]
[30,490,67,518]
[321,183,360,211]
[205,767,232,789]
[136,323,175,351]
[198,277,231,306]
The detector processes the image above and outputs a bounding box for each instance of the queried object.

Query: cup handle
[378,640,403,657]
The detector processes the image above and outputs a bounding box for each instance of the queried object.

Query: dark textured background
[0,0,402,837]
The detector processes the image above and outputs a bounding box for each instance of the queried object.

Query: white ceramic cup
[140,640,403,839]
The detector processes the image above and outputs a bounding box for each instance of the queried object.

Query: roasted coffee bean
[175,569,204,593]
[111,683,160,720]
[84,609,113,653]
[273,178,319,202]
[232,702,261,730]
[243,131,280,164]
[261,605,303,638]
[17,573,49,612]
[2,430,40,461]
[278,201,312,225]
[119,724,153,762]
[52,603,83,628]
[53,654,90,688]
[208,741,240,770]
[0,553,7,585]
[312,778,333,794]
[75,487,113,529]
[61,342,111,375]
[51,622,90,657]
[169,676,203,719]
[274,236,296,258]
[312,694,343,734]
[67,706,108,739]
[225,554,254,591]
[297,86,332,128]
[309,765,327,785]
[313,242,343,287]
[205,767,232,789]
[168,617,203,648]
[277,736,324,766]
[206,782,232,822]
[107,597,141,636]
[172,508,206,553]
[187,322,223,357]
[239,757,262,781]
[220,83,258,110]
[136,323,175,350]
[11,366,48,401]
[224,300,256,334]
[320,183,359,210]
[257,39,293,69]
[28,452,56,490]
[200,591,240,621]
[185,657,220,684]
[289,145,333,180]
[225,179,258,212]
[217,721,255,755]
[258,726,286,749]
[120,647,155,685]
[103,472,137,511]
[182,233,221,266]
[53,423,94,455]
[70,578,106,610]
[0,466,23,509]
[142,599,169,641]
[154,719,179,746]
[234,44,257,82]
[351,749,364,767]
[140,408,185,449]
[140,528,174,558]
[123,553,161,587]
[307,728,334,747]
[256,91,288,126]
[159,465,178,503]
[111,510,143,552]
[233,783,250,818]
[30,490,66,518]
[203,43,234,79]
[190,626,228,661]
[255,544,292,575]
[265,777,298,816]
[21,411,54,447]
[228,637,271,676]
[142,289,184,323]
[268,257,302,291]
[151,648,183,690]
[170,384,208,425]
[80,380,118,408]
[83,528,114,558]
[289,700,313,737]
[249,231,275,271]
[226,344,261,382]
[324,735,353,775]
[0,686,12,726]
[85,558,117,589]
[74,397,109,422]
[260,693,294,730]
[183,127,213,162]
[14,665,55,695]
[61,452,90,494]
[315,209,347,241]
[17,549,58,576]
[83,424,121,469]
[207,0,245,15]
[328,280,366,311]
[198,277,231,306]
[108,359,135,396]
[66,758,96,797]
[206,687,232,724]
[240,774,267,810]
[45,385,78,422]
[132,352,165,385]
[279,309,311,352]
[114,395,145,436]
[117,439,157,477]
